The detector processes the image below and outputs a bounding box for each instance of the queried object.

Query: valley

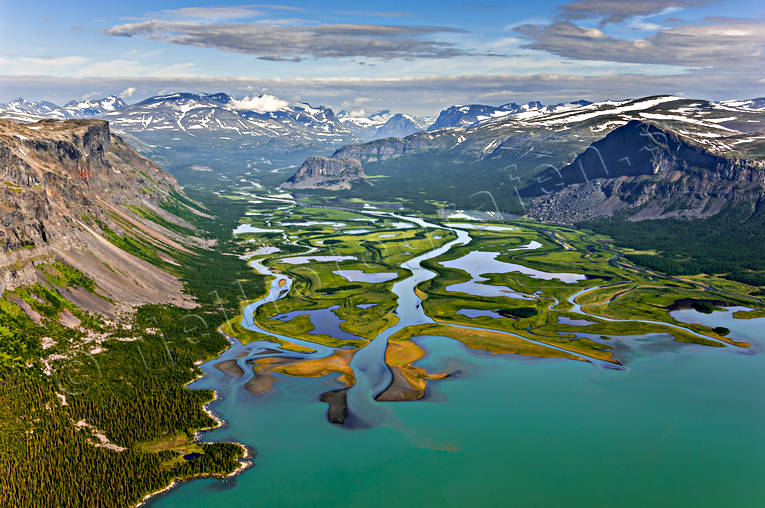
[190,186,762,420]
[2,94,764,508]
[142,185,765,507]
[5,1,765,506]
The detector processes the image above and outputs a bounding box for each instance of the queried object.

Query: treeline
[0,371,242,508]
[584,202,765,287]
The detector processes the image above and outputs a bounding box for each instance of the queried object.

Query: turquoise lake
[148,309,765,508]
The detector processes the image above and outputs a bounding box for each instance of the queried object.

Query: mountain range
[287,95,765,216]
[0,93,432,172]
[4,92,764,224]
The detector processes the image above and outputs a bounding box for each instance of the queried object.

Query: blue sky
[1,0,763,113]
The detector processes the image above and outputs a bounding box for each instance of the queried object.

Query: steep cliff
[280,156,366,190]
[0,118,202,312]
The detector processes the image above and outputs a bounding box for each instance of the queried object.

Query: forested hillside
[0,119,265,507]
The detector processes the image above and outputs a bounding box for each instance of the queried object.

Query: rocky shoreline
[135,342,256,507]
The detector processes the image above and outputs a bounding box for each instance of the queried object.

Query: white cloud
[120,87,136,98]
[0,55,196,78]
[229,94,289,112]
[161,6,263,20]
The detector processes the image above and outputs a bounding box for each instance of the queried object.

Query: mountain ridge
[522,120,765,223]
[284,95,765,215]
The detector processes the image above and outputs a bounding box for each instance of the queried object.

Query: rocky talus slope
[0,118,205,314]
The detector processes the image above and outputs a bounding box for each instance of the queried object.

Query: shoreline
[136,337,254,507]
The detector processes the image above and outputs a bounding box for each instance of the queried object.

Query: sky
[1,0,763,115]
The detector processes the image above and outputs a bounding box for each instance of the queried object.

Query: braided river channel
[148,213,765,508]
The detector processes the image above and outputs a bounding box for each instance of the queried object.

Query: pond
[441,251,586,284]
[233,224,284,234]
[456,308,504,319]
[272,305,363,342]
[278,255,357,265]
[332,270,398,283]
[444,222,517,232]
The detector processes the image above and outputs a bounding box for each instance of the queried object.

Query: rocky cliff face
[0,118,199,313]
[524,121,765,224]
[330,133,448,162]
[280,156,365,190]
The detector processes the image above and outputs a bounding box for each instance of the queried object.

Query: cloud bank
[2,71,762,116]
[555,0,709,26]
[106,21,473,61]
[515,17,765,67]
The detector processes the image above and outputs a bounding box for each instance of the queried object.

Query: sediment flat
[214,359,244,377]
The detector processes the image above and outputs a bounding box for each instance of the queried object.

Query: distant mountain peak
[63,96,127,116]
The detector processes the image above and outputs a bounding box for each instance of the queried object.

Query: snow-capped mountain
[97,92,359,167]
[338,109,393,137]
[0,96,127,121]
[427,104,511,131]
[63,96,127,117]
[719,98,765,110]
[0,92,360,166]
[326,95,765,199]
[373,114,428,139]
[338,110,429,139]
[0,98,69,121]
[101,92,350,139]
[292,95,765,219]
[0,92,353,141]
[427,100,593,131]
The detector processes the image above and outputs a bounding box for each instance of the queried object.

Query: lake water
[443,222,517,232]
[233,224,284,234]
[558,316,596,326]
[456,308,504,319]
[149,312,765,508]
[272,306,363,343]
[150,218,765,508]
[509,240,543,251]
[441,251,586,284]
[439,250,582,299]
[278,221,347,227]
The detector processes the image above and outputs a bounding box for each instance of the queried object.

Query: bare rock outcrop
[0,118,199,312]
[280,156,365,190]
